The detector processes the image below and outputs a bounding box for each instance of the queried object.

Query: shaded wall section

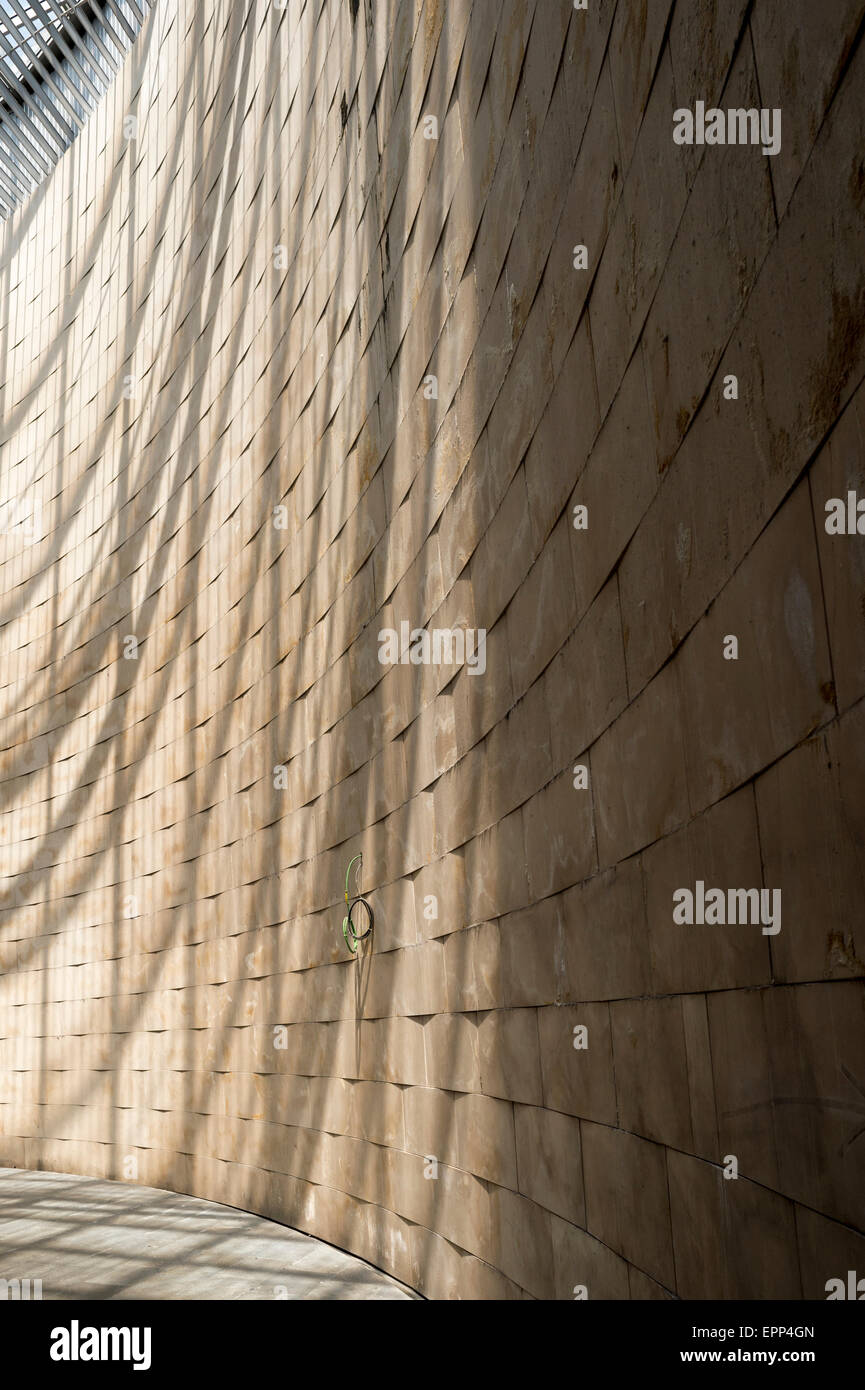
[0,0,864,1299]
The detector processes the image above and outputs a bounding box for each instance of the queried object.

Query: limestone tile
[608,0,674,176]
[412,851,468,943]
[537,1001,617,1126]
[384,1146,439,1233]
[436,431,498,593]
[443,920,502,1014]
[454,0,501,119]
[568,349,658,620]
[809,380,865,712]
[550,56,623,329]
[524,321,598,555]
[455,1091,518,1189]
[367,876,418,954]
[422,1012,480,1093]
[470,100,535,322]
[352,1201,417,1294]
[581,1121,675,1289]
[431,1162,500,1267]
[610,997,692,1152]
[490,1184,556,1300]
[478,1007,543,1106]
[445,342,503,519]
[668,0,750,136]
[386,532,445,645]
[550,1212,630,1300]
[452,616,514,757]
[560,0,618,149]
[506,516,577,701]
[676,482,835,817]
[315,741,407,850]
[432,743,491,856]
[467,919,504,1013]
[724,34,865,491]
[591,658,690,868]
[544,577,629,775]
[762,981,865,1231]
[484,677,554,822]
[560,856,651,1003]
[390,940,449,1018]
[380,791,438,882]
[467,462,536,633]
[359,1016,427,1087]
[642,36,776,470]
[795,1205,865,1300]
[522,767,596,902]
[403,1087,459,1169]
[410,1225,520,1300]
[402,689,459,794]
[681,993,720,1159]
[707,986,783,1195]
[464,809,529,925]
[348,618,402,713]
[641,785,772,996]
[514,1102,584,1225]
[755,708,865,984]
[750,0,865,219]
[591,45,688,417]
[515,0,571,163]
[618,31,865,696]
[668,1150,801,1299]
[627,1267,674,1300]
[485,286,556,488]
[495,895,562,1011]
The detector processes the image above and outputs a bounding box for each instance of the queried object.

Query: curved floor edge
[0,1168,418,1301]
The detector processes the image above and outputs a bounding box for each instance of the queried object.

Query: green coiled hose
[342,853,374,955]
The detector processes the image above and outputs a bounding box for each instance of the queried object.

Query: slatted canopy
[0,0,150,219]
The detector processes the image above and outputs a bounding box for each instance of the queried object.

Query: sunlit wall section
[0,0,863,1299]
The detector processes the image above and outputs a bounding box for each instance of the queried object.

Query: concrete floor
[0,1169,416,1300]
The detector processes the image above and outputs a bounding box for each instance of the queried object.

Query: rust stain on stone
[826,931,865,976]
[809,282,865,430]
[849,152,865,210]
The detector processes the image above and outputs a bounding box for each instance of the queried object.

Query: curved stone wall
[0,0,863,1299]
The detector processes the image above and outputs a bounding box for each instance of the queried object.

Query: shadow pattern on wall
[0,0,863,1299]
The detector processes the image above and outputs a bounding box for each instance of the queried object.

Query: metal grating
[0,0,151,219]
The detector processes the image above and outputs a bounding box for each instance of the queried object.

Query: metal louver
[0,0,151,220]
